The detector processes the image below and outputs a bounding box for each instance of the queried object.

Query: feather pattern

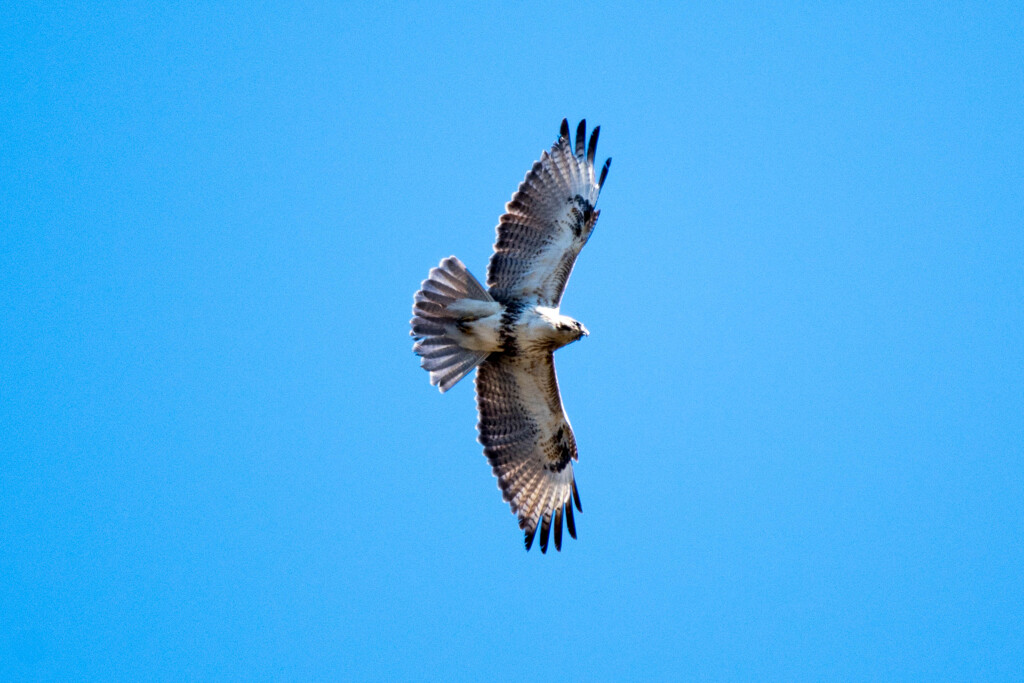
[475,352,582,553]
[410,256,494,392]
[487,119,611,307]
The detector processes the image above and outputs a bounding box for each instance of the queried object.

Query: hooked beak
[580,324,590,337]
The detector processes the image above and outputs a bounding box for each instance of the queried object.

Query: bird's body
[449,298,587,357]
[410,119,610,552]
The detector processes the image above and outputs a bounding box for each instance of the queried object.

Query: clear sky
[2,2,1022,680]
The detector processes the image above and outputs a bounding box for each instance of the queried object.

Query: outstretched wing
[487,119,611,306]
[475,352,583,553]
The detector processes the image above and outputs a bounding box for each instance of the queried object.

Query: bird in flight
[410,119,611,553]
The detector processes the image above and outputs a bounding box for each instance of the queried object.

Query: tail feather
[411,256,494,392]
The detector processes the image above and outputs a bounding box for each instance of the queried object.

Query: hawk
[410,119,611,553]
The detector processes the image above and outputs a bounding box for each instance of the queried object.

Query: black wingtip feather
[560,119,570,141]
[525,525,537,551]
[598,158,611,189]
[587,126,600,164]
[575,120,586,158]
[572,480,582,512]
[565,502,577,539]
[540,514,552,554]
[554,506,563,551]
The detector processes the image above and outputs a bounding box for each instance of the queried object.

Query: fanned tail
[411,256,494,392]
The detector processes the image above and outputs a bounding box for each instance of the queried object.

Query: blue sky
[2,2,1022,680]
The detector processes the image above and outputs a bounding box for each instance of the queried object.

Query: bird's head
[555,317,589,346]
